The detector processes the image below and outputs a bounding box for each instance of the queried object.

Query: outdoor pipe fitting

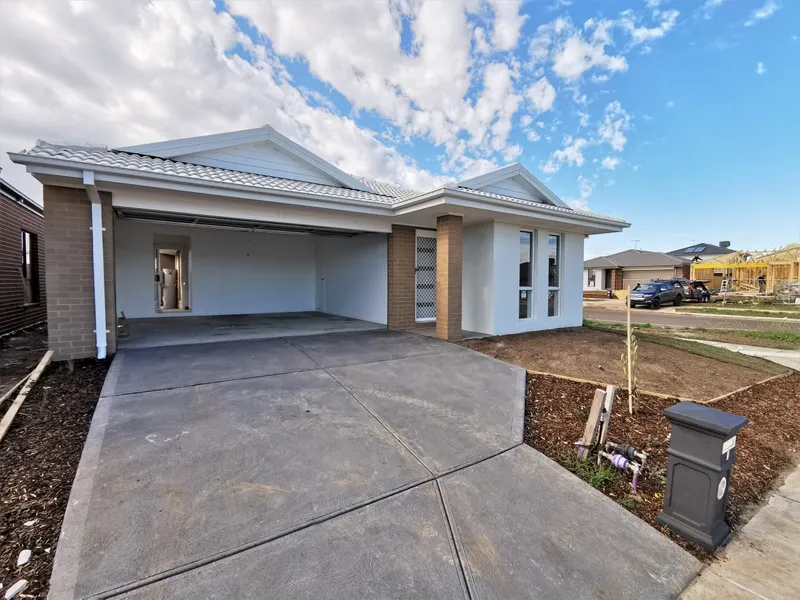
[657,402,748,552]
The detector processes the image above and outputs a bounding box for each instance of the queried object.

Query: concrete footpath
[681,467,800,599]
[686,339,800,371]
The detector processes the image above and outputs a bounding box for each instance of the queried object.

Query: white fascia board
[11,154,393,216]
[115,127,270,158]
[456,163,568,209]
[114,126,372,194]
[394,187,629,232]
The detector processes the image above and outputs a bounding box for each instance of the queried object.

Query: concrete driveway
[52,330,698,599]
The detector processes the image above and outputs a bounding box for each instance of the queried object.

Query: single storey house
[9,127,628,360]
[0,173,46,336]
[667,241,735,263]
[584,249,689,292]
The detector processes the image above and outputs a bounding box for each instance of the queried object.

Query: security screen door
[415,231,437,322]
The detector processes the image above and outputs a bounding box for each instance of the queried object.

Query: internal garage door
[622,269,674,290]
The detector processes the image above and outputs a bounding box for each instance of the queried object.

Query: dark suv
[629,280,684,309]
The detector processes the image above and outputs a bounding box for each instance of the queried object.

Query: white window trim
[587,268,596,288]
[548,233,562,317]
[519,230,534,320]
[415,229,437,323]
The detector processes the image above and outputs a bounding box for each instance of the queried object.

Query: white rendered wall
[313,234,388,324]
[115,219,315,318]
[584,268,605,290]
[490,222,585,335]
[462,223,494,334]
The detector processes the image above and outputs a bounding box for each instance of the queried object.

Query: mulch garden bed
[0,359,107,598]
[524,371,800,561]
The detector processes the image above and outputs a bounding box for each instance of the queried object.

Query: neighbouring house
[667,241,736,263]
[690,245,800,296]
[0,172,46,337]
[9,126,628,360]
[584,249,689,293]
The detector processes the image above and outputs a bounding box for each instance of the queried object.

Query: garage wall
[115,219,315,318]
[622,268,673,290]
[313,234,388,324]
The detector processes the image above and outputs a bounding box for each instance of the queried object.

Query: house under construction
[690,244,800,301]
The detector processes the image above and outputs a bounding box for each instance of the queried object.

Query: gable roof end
[456,163,569,209]
[116,126,373,193]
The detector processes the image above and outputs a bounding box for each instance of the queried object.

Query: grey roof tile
[16,141,626,225]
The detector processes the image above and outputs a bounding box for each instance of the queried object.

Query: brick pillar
[387,225,416,330]
[44,185,115,361]
[436,215,462,342]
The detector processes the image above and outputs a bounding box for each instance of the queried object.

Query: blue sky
[1,0,797,258]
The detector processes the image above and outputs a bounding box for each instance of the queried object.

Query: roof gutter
[393,185,630,229]
[83,171,108,360]
[8,153,396,214]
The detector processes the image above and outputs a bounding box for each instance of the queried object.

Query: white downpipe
[85,171,107,359]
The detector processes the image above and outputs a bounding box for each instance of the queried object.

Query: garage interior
[114,208,389,349]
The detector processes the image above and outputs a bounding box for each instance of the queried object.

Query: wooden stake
[578,388,607,460]
[0,351,53,444]
[626,284,633,414]
[598,385,617,449]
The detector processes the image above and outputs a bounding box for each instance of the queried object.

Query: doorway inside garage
[154,241,190,313]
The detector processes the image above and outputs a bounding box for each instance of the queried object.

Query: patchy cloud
[756,61,767,75]
[745,1,779,26]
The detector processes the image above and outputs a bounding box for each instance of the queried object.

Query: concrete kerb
[48,395,114,600]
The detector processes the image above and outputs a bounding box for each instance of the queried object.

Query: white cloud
[601,156,620,170]
[473,26,492,54]
[618,8,679,46]
[756,62,767,75]
[565,175,594,210]
[487,0,527,51]
[666,100,675,108]
[552,34,628,81]
[541,135,589,173]
[745,1,779,27]
[577,111,590,127]
[502,144,523,162]
[525,77,556,112]
[598,101,631,151]
[701,0,727,19]
[0,0,448,200]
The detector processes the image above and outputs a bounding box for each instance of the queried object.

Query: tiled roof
[586,249,688,269]
[15,141,626,224]
[456,186,628,224]
[21,142,400,205]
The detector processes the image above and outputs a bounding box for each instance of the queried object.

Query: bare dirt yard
[524,372,800,561]
[462,327,786,401]
[0,327,107,598]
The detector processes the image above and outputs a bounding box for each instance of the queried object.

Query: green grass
[679,307,800,319]
[693,328,800,346]
[582,321,789,373]
[561,453,620,489]
[583,318,652,330]
[635,332,787,375]
[585,318,800,349]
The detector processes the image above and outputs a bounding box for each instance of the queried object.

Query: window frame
[587,268,596,288]
[547,233,562,317]
[21,230,38,305]
[518,230,533,319]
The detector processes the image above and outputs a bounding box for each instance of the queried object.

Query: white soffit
[456,163,568,208]
[116,126,372,193]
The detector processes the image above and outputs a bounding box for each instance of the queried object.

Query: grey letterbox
[657,402,748,551]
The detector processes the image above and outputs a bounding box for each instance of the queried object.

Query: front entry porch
[118,311,384,349]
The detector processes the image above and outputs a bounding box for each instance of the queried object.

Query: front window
[548,234,561,317]
[519,231,532,318]
[587,268,595,287]
[21,231,39,304]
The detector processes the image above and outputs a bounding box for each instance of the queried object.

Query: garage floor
[52,330,699,599]
[118,311,384,349]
